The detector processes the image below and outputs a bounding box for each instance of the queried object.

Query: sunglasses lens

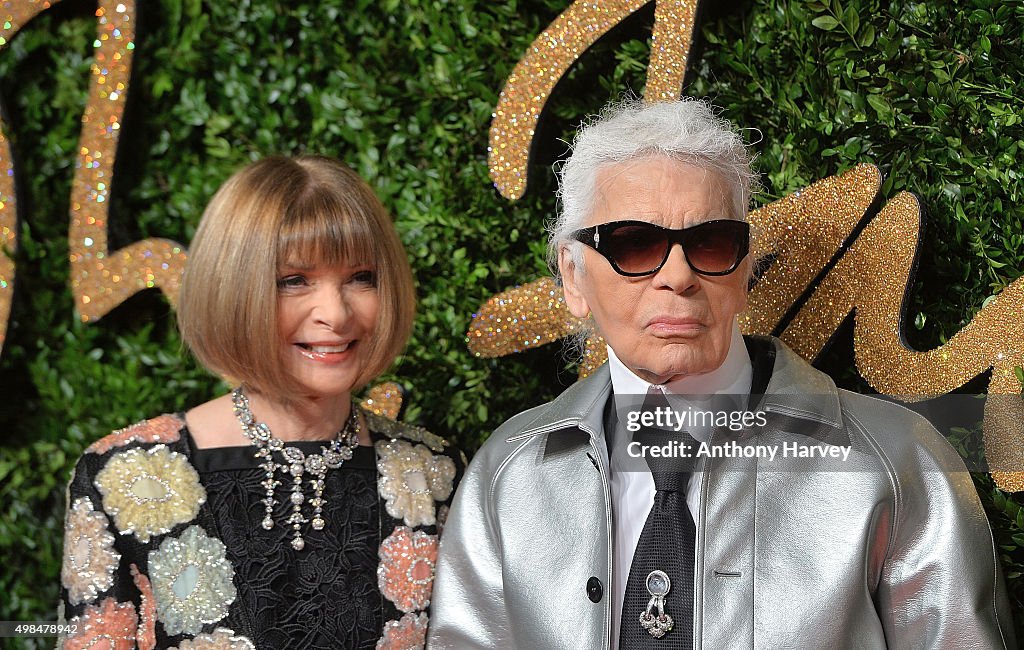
[685,221,747,274]
[603,224,669,274]
[584,220,748,276]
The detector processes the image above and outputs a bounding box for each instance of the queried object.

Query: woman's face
[275,259,380,400]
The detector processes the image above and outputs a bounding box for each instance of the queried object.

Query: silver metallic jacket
[429,338,1015,649]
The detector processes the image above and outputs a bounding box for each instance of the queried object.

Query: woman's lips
[295,341,355,362]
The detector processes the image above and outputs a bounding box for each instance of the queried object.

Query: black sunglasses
[569,219,750,277]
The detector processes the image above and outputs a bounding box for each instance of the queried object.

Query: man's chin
[640,354,723,384]
[634,364,700,385]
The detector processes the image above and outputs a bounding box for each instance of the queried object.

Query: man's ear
[558,246,591,319]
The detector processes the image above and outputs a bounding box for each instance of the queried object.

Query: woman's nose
[312,287,350,326]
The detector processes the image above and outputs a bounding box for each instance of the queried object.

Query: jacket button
[586,577,603,603]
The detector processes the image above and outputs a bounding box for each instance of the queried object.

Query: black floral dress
[58,409,463,649]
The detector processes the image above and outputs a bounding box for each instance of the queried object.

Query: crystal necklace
[231,386,360,551]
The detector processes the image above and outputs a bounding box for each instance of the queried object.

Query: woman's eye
[276,275,307,289]
[352,270,377,286]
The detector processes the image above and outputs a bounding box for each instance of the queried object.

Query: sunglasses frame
[569,219,750,277]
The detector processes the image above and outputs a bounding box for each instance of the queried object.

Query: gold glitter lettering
[0,0,187,354]
[779,191,1024,490]
[488,0,697,199]
[361,381,404,419]
[0,0,53,351]
[70,0,186,322]
[741,164,881,338]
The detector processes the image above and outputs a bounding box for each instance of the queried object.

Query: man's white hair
[548,97,758,275]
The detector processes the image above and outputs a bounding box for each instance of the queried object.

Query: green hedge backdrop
[1,0,1022,646]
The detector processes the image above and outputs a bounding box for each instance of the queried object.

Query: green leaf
[811,16,840,30]
[866,93,892,119]
[858,25,876,47]
[842,6,860,36]
[914,312,927,330]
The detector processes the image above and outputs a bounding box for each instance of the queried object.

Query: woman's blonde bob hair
[178,155,415,398]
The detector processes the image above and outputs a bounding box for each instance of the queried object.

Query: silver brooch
[639,569,674,638]
[231,386,359,551]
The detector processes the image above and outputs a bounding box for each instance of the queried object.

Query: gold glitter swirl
[646,0,697,101]
[580,331,608,378]
[740,163,880,337]
[488,0,698,199]
[988,388,1024,492]
[780,192,1024,491]
[362,382,404,419]
[0,129,15,354]
[0,0,50,46]
[465,275,606,377]
[69,0,187,322]
[467,277,582,356]
[0,0,56,353]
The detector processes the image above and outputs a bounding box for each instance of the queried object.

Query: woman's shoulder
[363,408,462,460]
[364,407,466,537]
[363,407,468,501]
[66,413,207,545]
[83,413,188,457]
[68,413,196,510]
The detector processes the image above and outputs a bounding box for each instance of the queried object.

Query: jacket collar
[506,363,613,444]
[752,336,848,444]
[509,336,849,447]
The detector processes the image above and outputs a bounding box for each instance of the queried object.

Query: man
[428,98,1014,648]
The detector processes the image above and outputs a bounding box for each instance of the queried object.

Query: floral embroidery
[131,564,156,650]
[148,525,237,637]
[61,497,121,605]
[94,445,206,542]
[366,412,448,452]
[377,527,438,613]
[376,612,428,650]
[87,414,184,455]
[376,440,455,527]
[64,597,137,650]
[172,628,256,650]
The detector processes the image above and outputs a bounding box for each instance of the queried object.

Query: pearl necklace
[230,386,360,551]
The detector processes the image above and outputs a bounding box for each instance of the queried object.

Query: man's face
[560,157,749,384]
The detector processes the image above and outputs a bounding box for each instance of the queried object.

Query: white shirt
[607,321,753,648]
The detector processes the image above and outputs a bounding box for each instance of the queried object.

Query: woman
[58,155,461,649]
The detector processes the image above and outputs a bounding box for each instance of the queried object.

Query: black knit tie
[619,394,695,648]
